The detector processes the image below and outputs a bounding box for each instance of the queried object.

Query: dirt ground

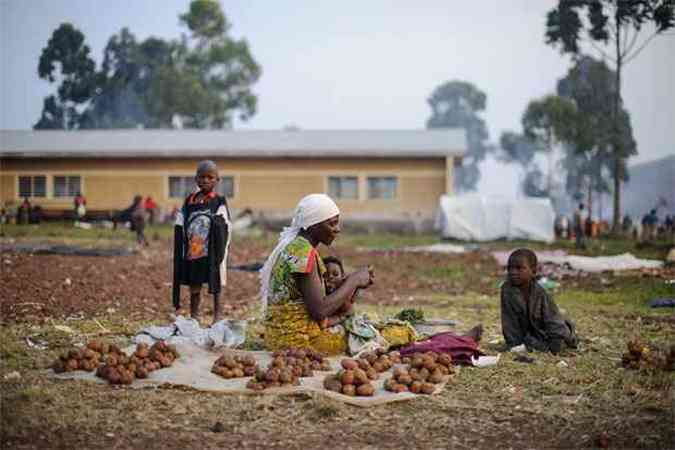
[1,230,674,449]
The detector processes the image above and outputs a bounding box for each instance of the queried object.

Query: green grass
[0,221,175,243]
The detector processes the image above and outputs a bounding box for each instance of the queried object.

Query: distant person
[501,248,578,354]
[172,160,231,325]
[4,200,17,225]
[573,203,586,250]
[622,215,633,234]
[642,209,659,241]
[665,214,674,238]
[130,195,148,246]
[144,196,158,225]
[29,205,43,224]
[73,192,87,223]
[18,197,31,225]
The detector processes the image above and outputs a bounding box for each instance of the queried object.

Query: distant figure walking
[144,196,158,225]
[573,203,586,250]
[18,197,31,225]
[130,195,149,246]
[73,192,87,223]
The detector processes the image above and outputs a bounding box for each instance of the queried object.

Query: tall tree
[545,0,674,230]
[557,56,636,219]
[522,95,578,194]
[426,80,490,191]
[35,23,97,129]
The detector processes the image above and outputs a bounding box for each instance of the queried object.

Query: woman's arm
[297,264,371,322]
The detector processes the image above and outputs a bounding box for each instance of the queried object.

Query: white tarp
[436,194,555,243]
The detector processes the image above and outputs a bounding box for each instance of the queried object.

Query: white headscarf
[259,193,340,315]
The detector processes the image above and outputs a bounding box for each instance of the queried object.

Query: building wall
[0,156,455,219]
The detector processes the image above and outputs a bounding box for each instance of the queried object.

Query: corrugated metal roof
[0,129,466,158]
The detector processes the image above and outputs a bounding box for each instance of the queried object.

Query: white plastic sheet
[436,194,555,243]
[133,317,247,349]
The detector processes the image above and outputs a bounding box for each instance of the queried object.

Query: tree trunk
[611,17,623,233]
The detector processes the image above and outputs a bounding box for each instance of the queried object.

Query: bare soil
[1,234,673,449]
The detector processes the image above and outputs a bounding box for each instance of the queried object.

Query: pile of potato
[622,339,675,371]
[246,347,330,391]
[51,340,121,373]
[322,357,377,397]
[211,353,258,379]
[355,349,401,373]
[384,351,453,395]
[96,341,179,385]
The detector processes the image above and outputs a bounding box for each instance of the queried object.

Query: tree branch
[624,26,641,56]
[584,37,616,63]
[624,31,660,65]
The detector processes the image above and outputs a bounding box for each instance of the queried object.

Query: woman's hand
[349,267,373,289]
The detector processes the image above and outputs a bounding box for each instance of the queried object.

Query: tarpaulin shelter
[436,194,555,243]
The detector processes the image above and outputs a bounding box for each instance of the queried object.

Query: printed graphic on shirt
[187,213,211,260]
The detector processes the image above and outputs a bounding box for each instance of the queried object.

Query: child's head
[507,248,537,287]
[323,256,345,294]
[195,160,220,194]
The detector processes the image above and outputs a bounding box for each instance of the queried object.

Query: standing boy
[172,160,231,325]
[501,248,578,354]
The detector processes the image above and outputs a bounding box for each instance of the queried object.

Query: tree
[556,56,636,219]
[522,95,578,194]
[35,0,261,130]
[545,0,674,231]
[35,23,97,129]
[426,80,490,191]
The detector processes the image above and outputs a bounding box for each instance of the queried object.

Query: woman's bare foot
[464,324,484,342]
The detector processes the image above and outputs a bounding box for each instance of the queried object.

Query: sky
[1,0,674,198]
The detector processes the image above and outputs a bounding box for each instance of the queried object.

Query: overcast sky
[1,0,673,197]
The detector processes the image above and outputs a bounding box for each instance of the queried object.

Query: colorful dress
[264,236,348,355]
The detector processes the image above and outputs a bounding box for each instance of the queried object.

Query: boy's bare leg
[189,285,201,320]
[212,293,222,325]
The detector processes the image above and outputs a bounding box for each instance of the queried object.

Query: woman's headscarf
[259,193,340,315]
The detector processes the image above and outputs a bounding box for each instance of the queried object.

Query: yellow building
[1,129,465,225]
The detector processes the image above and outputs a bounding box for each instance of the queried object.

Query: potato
[357,359,371,371]
[411,356,424,369]
[265,369,280,382]
[420,382,436,395]
[419,368,430,381]
[341,358,358,370]
[301,366,313,377]
[109,344,122,354]
[320,360,332,371]
[65,358,79,371]
[87,341,102,352]
[341,385,356,396]
[243,355,256,367]
[393,367,407,378]
[352,368,368,385]
[372,362,384,373]
[279,369,293,384]
[243,365,256,376]
[365,353,378,365]
[356,383,375,397]
[438,354,452,366]
[341,370,355,385]
[136,367,149,379]
[401,356,411,364]
[366,368,378,381]
[384,378,396,392]
[397,374,412,386]
[231,368,245,378]
[438,365,450,375]
[423,360,438,371]
[135,347,149,359]
[410,381,422,394]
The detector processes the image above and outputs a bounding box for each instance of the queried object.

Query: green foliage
[426,80,491,191]
[394,308,425,324]
[35,0,261,130]
[544,0,674,228]
[34,23,97,129]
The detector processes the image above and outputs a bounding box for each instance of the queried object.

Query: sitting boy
[319,256,357,328]
[501,248,578,354]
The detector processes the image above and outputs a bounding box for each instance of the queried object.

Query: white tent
[436,194,555,243]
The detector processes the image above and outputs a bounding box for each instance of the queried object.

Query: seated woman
[260,194,372,355]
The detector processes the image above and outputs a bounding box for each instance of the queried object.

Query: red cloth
[144,197,158,209]
[399,332,483,365]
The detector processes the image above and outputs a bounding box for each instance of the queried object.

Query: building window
[328,176,358,200]
[367,176,397,199]
[169,176,195,199]
[218,176,235,198]
[53,176,81,198]
[18,175,47,198]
